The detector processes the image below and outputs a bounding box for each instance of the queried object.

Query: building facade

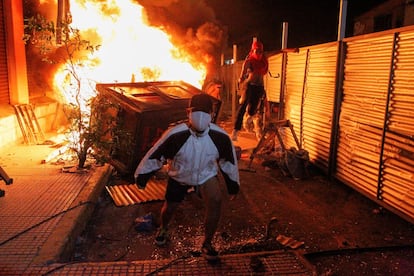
[354,0,414,35]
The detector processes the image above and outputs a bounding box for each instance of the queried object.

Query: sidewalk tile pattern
[0,144,315,275]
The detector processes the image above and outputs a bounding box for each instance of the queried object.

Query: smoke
[133,0,228,82]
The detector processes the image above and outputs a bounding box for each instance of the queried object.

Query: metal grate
[25,250,316,275]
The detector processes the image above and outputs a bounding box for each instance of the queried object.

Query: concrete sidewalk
[0,136,316,275]
[0,142,112,274]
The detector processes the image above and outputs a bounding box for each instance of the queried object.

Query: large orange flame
[54,0,207,106]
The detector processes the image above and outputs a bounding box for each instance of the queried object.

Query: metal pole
[337,0,348,41]
[279,22,289,119]
[232,44,238,124]
[233,44,237,63]
[281,22,288,49]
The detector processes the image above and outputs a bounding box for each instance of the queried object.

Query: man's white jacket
[134,122,240,194]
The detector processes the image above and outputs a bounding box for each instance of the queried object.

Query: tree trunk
[78,150,88,169]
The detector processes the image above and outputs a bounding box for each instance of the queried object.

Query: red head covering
[248,41,268,76]
[251,41,264,51]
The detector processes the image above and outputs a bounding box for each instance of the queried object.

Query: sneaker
[243,116,253,132]
[155,228,168,246]
[231,130,238,141]
[255,130,263,141]
[201,242,219,261]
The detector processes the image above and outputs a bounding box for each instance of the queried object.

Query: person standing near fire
[232,40,269,141]
[134,93,240,261]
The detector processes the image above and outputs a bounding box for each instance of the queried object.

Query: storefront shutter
[0,0,10,104]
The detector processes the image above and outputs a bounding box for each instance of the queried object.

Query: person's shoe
[255,130,263,141]
[155,228,168,246]
[231,130,238,141]
[243,116,254,132]
[201,242,219,261]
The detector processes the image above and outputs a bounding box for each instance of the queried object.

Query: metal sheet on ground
[106,179,166,207]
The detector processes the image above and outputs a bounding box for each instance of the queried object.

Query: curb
[33,164,113,265]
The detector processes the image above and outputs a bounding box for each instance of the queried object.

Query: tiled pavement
[0,136,316,275]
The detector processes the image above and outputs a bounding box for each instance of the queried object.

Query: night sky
[205,0,389,54]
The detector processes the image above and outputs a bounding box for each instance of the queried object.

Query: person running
[134,93,240,261]
[232,40,268,141]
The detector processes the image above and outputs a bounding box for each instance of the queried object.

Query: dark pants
[234,84,265,131]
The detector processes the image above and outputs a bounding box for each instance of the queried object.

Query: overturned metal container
[95,81,221,176]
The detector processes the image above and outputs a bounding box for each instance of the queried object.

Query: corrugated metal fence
[218,25,414,224]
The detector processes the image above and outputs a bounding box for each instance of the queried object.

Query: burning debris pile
[25,0,227,99]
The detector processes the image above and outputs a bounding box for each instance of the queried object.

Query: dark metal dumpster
[95,81,221,176]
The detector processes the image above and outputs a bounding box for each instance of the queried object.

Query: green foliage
[24,14,100,63]
[23,14,56,57]
[88,94,133,165]
[23,14,123,169]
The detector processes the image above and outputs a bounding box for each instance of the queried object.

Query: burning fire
[54,0,207,106]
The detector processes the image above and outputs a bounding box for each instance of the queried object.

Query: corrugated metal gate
[265,54,283,103]
[283,42,338,172]
[336,29,414,222]
[218,25,414,224]
[284,49,306,134]
[302,43,338,170]
[0,0,10,104]
[384,31,414,219]
[335,34,394,199]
